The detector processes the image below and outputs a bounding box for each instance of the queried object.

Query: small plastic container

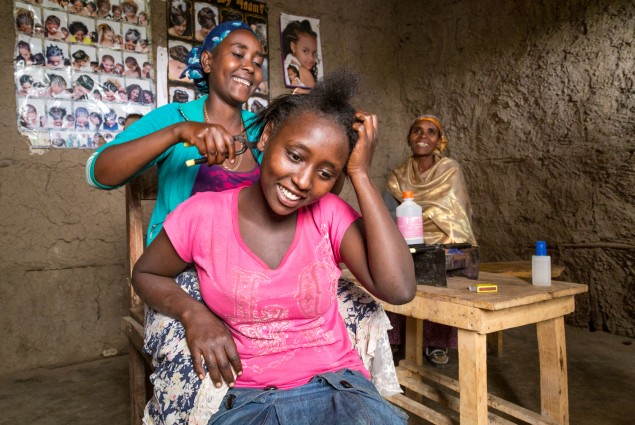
[396,191,424,245]
[532,240,551,286]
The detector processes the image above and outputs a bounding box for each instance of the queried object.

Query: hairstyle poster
[13,0,156,149]
[165,0,269,114]
[280,13,322,90]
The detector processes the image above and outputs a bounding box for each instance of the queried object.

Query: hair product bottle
[396,191,424,245]
[532,240,551,286]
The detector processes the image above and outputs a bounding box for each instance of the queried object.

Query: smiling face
[125,38,137,50]
[408,119,441,157]
[172,21,186,36]
[73,29,85,40]
[287,66,299,81]
[72,1,84,13]
[291,32,318,72]
[203,29,264,106]
[258,111,348,216]
[102,30,114,44]
[45,21,59,34]
[19,46,30,60]
[101,58,114,72]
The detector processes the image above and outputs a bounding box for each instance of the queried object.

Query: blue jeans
[209,369,408,425]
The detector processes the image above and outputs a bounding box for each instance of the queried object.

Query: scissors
[178,108,257,166]
[184,134,257,167]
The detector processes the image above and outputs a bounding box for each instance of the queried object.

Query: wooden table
[343,270,587,424]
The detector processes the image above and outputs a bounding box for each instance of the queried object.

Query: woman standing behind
[386,115,477,365]
[87,21,398,424]
[87,21,278,424]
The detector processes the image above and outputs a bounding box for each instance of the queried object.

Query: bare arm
[339,112,416,305]
[132,230,242,387]
[93,122,242,187]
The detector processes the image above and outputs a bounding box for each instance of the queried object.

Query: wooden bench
[121,168,158,425]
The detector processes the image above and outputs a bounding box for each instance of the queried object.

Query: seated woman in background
[132,70,414,425]
[86,21,399,425]
[385,114,477,366]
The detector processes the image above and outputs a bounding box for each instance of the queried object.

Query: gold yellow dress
[387,156,477,246]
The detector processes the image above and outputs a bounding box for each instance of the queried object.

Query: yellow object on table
[468,283,498,293]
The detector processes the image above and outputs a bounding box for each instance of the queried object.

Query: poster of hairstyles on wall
[164,0,269,111]
[280,13,323,90]
[12,0,157,149]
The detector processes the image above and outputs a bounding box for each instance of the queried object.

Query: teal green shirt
[86,96,262,245]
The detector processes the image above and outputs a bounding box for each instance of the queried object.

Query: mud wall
[394,0,634,333]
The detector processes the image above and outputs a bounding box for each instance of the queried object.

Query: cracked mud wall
[394,0,634,335]
[0,1,166,375]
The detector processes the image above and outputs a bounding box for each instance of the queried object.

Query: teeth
[232,77,251,86]
[416,142,430,148]
[279,185,300,201]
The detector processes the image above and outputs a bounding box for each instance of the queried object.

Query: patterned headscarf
[410,114,448,154]
[180,20,255,94]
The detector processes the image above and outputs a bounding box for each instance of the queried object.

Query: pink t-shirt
[164,188,368,389]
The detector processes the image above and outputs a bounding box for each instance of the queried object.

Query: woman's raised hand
[181,303,242,388]
[347,111,378,177]
[178,121,240,166]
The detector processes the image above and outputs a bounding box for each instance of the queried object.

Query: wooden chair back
[123,167,158,425]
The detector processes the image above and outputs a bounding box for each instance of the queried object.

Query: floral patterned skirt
[142,269,400,425]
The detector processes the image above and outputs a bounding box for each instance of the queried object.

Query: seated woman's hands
[180,302,242,388]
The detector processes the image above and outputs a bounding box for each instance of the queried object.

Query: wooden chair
[121,168,158,425]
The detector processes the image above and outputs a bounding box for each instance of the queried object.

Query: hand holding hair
[347,111,378,178]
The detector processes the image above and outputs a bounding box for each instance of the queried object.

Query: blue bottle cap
[535,240,547,256]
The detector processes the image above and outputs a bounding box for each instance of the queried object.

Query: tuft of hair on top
[250,69,360,154]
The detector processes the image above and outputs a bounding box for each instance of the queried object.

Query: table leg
[486,330,504,357]
[403,317,425,404]
[405,316,424,366]
[458,329,488,424]
[537,317,569,424]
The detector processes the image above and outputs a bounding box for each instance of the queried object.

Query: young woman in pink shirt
[132,71,415,424]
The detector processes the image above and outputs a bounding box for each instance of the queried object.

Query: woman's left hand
[347,111,378,177]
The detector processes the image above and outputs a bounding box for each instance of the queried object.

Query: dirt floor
[1,324,633,425]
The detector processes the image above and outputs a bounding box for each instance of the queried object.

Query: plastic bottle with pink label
[396,191,424,245]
